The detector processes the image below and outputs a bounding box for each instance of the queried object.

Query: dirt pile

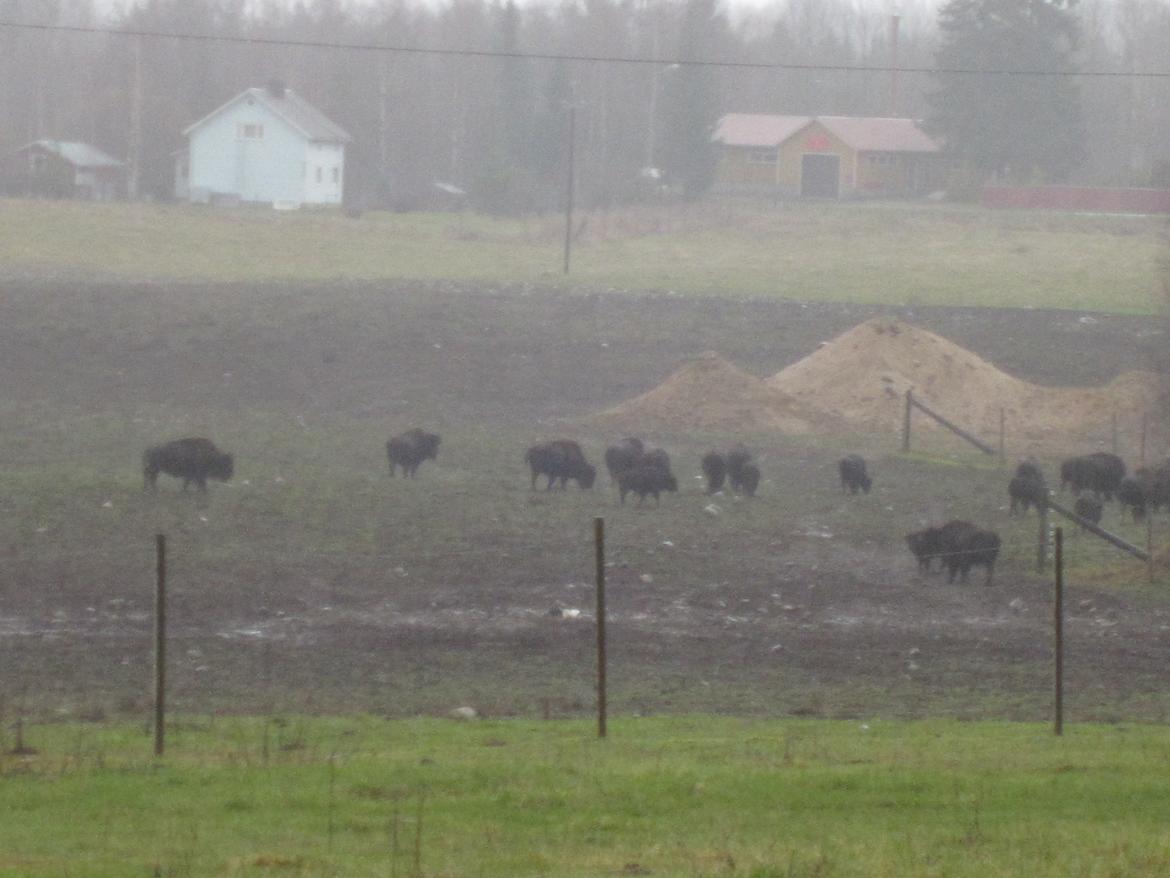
[767,319,1161,450]
[588,351,835,434]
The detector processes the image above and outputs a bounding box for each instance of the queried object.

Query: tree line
[1,0,1168,212]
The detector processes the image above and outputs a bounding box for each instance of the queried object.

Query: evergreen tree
[658,0,726,199]
[926,0,1085,182]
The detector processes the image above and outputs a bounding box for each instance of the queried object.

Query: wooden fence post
[154,533,167,757]
[1053,527,1064,737]
[902,389,912,453]
[594,517,607,739]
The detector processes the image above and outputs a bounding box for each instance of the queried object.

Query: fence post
[1037,500,1049,573]
[1053,527,1064,737]
[154,533,167,757]
[1140,414,1147,467]
[1148,514,1155,585]
[594,517,607,739]
[902,389,912,453]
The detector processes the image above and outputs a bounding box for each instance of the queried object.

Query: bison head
[209,453,234,482]
[578,464,597,489]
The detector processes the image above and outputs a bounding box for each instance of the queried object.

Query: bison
[143,437,234,492]
[525,440,596,490]
[1061,451,1126,499]
[838,455,872,495]
[736,462,760,497]
[386,428,441,478]
[604,438,644,482]
[701,451,727,494]
[906,520,1000,584]
[617,464,678,506]
[1008,459,1047,515]
[726,446,757,495]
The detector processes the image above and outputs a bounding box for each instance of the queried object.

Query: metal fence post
[154,533,167,756]
[594,517,607,739]
[1053,527,1064,737]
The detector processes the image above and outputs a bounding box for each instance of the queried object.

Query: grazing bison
[1061,452,1126,499]
[726,446,757,494]
[386,428,441,478]
[906,520,999,584]
[1073,494,1104,527]
[1008,459,1047,515]
[838,455,872,495]
[737,462,760,497]
[701,451,727,494]
[604,438,644,482]
[905,527,943,573]
[1117,474,1148,522]
[143,437,234,492]
[525,440,596,490]
[617,464,678,505]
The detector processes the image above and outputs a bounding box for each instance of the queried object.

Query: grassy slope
[0,198,1164,312]
[3,717,1170,877]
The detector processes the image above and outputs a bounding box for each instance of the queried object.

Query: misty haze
[2,0,1170,875]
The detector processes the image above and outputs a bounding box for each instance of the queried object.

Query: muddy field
[1,280,1168,724]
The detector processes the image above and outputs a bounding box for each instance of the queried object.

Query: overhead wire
[2,19,1169,79]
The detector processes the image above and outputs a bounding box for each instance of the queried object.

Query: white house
[175,81,351,206]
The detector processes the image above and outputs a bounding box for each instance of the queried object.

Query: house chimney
[888,14,900,117]
[266,79,287,99]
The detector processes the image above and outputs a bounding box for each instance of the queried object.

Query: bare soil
[1,280,1168,723]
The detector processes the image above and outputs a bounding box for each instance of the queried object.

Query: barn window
[316,166,323,183]
[748,149,778,165]
[238,123,264,140]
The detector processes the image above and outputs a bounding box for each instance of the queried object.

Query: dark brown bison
[525,440,596,490]
[604,438,644,482]
[617,465,678,506]
[736,462,760,497]
[1008,459,1047,515]
[1060,452,1126,499]
[701,451,727,494]
[838,455,871,494]
[143,437,234,492]
[906,520,1000,584]
[725,446,758,495]
[386,429,441,478]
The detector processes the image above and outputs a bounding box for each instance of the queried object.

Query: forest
[1,0,1169,211]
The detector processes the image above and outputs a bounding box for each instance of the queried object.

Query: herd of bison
[142,429,1170,587]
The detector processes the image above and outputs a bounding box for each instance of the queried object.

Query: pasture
[0,197,1165,312]
[4,716,1170,877]
[1,279,1167,724]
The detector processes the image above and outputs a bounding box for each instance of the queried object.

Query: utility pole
[128,33,144,200]
[563,103,576,275]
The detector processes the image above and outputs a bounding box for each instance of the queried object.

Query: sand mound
[588,351,833,434]
[768,319,1162,451]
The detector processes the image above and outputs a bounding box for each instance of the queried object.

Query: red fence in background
[982,185,1170,214]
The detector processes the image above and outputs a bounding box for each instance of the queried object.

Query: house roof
[183,86,352,143]
[715,114,940,153]
[16,140,124,168]
[715,114,811,148]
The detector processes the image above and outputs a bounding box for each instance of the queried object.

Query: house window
[748,149,778,165]
[316,166,323,183]
[331,167,339,183]
[237,123,264,140]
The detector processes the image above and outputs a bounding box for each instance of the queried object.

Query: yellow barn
[714,114,950,198]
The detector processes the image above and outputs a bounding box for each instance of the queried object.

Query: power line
[3,19,1170,79]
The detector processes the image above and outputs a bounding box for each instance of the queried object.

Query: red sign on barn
[806,133,832,151]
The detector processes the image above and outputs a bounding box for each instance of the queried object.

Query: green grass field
[0,198,1164,312]
[3,716,1170,877]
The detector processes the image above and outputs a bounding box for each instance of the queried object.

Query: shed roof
[16,140,124,168]
[715,114,811,147]
[183,86,352,143]
[715,114,940,153]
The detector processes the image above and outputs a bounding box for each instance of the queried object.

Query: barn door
[801,154,840,198]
